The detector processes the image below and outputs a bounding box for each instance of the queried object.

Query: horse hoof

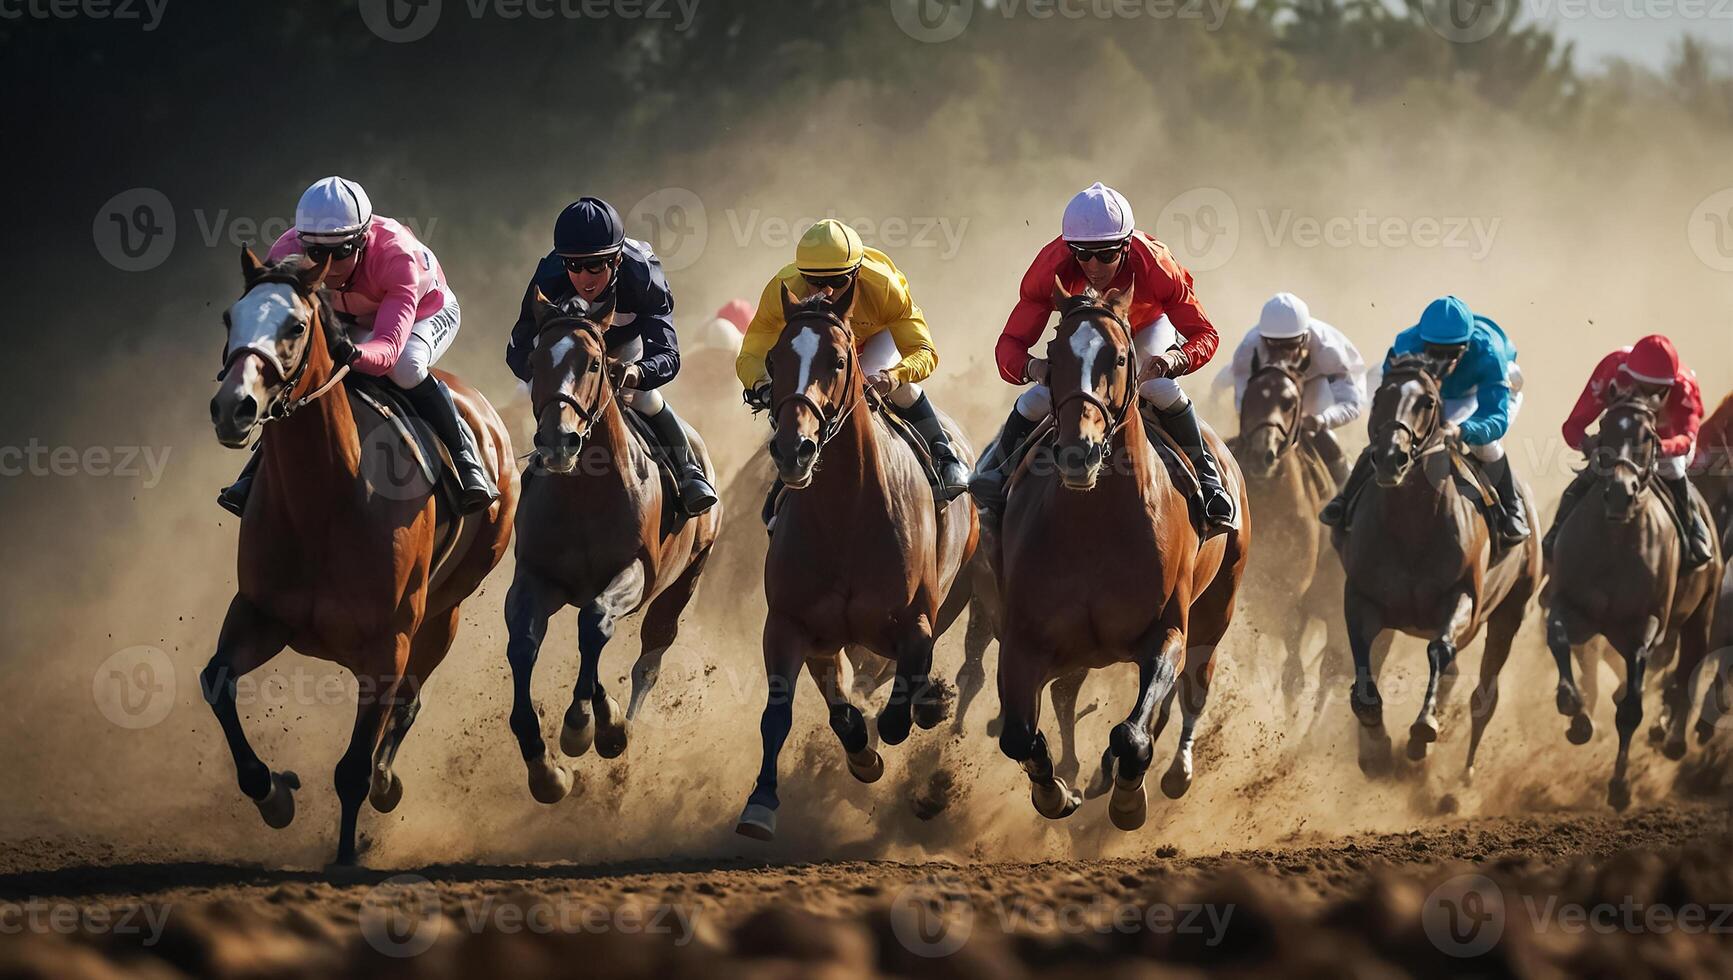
[1566,714,1594,745]
[527,755,574,804]
[253,771,300,830]
[878,705,913,747]
[595,696,629,759]
[1410,716,1439,744]
[735,803,777,840]
[369,768,404,813]
[1406,737,1429,762]
[561,710,595,758]
[1031,777,1081,820]
[1662,738,1687,762]
[1556,683,1583,718]
[846,748,884,784]
[1357,729,1393,778]
[1607,779,1631,811]
[914,679,954,730]
[985,716,1003,739]
[1648,723,1667,746]
[1160,765,1192,800]
[1696,719,1717,745]
[1108,776,1147,831]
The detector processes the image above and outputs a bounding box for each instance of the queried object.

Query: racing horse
[503,290,721,804]
[996,283,1249,831]
[735,282,981,840]
[1544,393,1722,808]
[1227,352,1349,718]
[1332,354,1539,778]
[207,249,516,866]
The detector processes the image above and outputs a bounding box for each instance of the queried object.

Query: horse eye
[287,320,306,337]
[1116,355,1128,367]
[588,362,599,372]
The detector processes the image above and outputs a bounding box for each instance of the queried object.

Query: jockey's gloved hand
[613,363,643,389]
[1140,349,1189,383]
[327,330,359,367]
[1299,415,1326,436]
[1440,420,1462,448]
[745,383,772,411]
[866,372,896,398]
[1025,357,1050,385]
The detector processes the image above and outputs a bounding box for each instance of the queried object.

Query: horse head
[1047,279,1136,490]
[211,247,337,448]
[1595,389,1663,522]
[765,279,860,489]
[1237,347,1309,479]
[527,287,618,475]
[1367,354,1444,487]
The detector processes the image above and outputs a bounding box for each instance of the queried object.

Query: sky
[1517,4,1726,68]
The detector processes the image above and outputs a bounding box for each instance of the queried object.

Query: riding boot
[1311,426,1351,487]
[217,450,262,517]
[967,405,1040,514]
[1663,475,1715,569]
[404,375,499,515]
[643,402,719,515]
[1319,450,1374,528]
[1159,400,1237,533]
[1542,468,1595,563]
[896,390,969,501]
[1482,455,1530,545]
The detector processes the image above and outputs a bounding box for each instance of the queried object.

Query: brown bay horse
[996,284,1249,831]
[1227,353,1349,717]
[207,250,516,866]
[1332,355,1538,779]
[735,283,981,841]
[1544,394,1723,808]
[504,292,720,804]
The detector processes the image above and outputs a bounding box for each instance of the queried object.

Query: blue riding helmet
[1417,295,1474,345]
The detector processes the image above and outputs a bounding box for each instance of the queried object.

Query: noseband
[1598,400,1661,494]
[1050,304,1138,441]
[531,315,618,451]
[770,310,864,453]
[1374,365,1445,467]
[221,273,352,423]
[1241,361,1306,460]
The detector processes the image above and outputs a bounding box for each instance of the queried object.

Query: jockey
[689,298,752,357]
[1319,295,1528,544]
[1547,335,1712,568]
[969,181,1235,532]
[218,176,499,516]
[737,219,970,500]
[505,197,719,516]
[1213,292,1367,484]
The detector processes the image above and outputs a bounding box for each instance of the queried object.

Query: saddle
[345,374,466,572]
[872,399,948,493]
[1339,444,1511,549]
[619,408,691,536]
[1007,404,1211,539]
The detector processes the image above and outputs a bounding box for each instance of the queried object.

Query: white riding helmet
[1256,292,1312,340]
[1061,181,1135,243]
[295,176,373,244]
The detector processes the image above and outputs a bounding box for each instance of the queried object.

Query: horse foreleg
[808,648,881,783]
[1465,593,1524,782]
[201,595,294,828]
[1410,590,1473,760]
[1048,669,1084,787]
[952,595,994,735]
[1661,598,1715,759]
[1546,604,1595,747]
[370,606,460,815]
[1344,592,1392,777]
[1103,623,1185,831]
[1609,618,1661,810]
[332,639,407,867]
[997,642,1077,819]
[567,562,646,760]
[505,572,572,805]
[878,614,940,746]
[627,549,711,723]
[737,612,814,840]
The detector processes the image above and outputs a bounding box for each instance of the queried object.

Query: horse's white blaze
[544,333,577,367]
[1071,323,1105,393]
[226,283,297,357]
[792,325,821,393]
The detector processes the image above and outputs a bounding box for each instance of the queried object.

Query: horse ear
[1250,346,1262,373]
[1051,275,1072,308]
[241,246,265,282]
[299,254,332,290]
[828,276,858,321]
[1104,283,1134,322]
[529,286,556,327]
[779,282,799,320]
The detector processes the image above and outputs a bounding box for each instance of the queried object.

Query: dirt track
[2,801,1729,978]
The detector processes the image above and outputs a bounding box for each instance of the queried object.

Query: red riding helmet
[1621,335,1680,386]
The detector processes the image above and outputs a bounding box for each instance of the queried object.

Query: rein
[1051,302,1139,444]
[1240,361,1305,460]
[531,315,620,451]
[223,273,353,427]
[1594,400,1662,495]
[771,309,865,454]
[1373,365,1446,469]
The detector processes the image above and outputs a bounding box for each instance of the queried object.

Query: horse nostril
[232,395,258,429]
[796,438,817,463]
[561,431,582,450]
[1262,449,1277,466]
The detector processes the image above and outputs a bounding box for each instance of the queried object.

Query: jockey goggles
[302,237,363,263]
[802,270,855,290]
[1068,241,1126,264]
[561,254,617,275]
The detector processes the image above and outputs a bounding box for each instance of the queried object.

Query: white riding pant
[1444,362,1523,463]
[1015,316,1185,420]
[376,292,460,389]
[860,329,923,409]
[607,336,667,416]
[1659,442,1694,481]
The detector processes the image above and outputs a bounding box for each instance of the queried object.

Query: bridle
[531,313,619,452]
[1595,397,1661,496]
[220,272,352,425]
[1240,359,1306,460]
[770,308,864,454]
[1373,362,1447,469]
[1050,302,1138,443]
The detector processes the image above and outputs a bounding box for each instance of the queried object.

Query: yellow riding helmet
[795,219,865,276]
